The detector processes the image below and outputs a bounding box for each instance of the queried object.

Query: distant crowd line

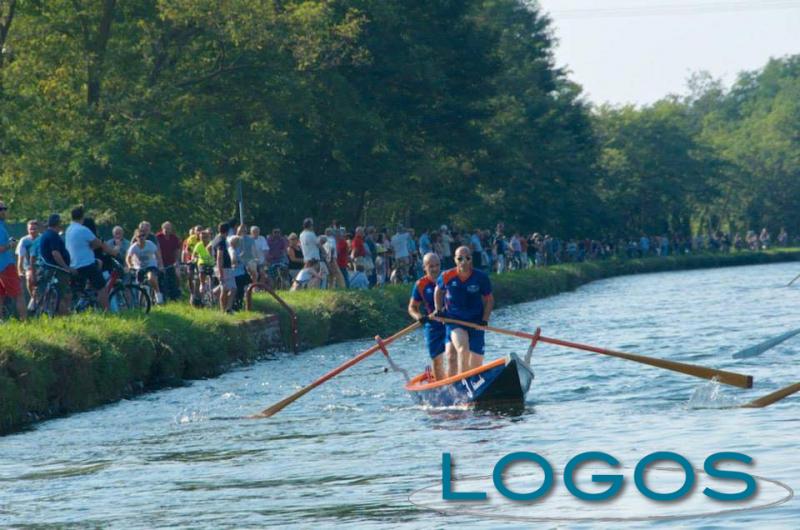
[0,199,792,319]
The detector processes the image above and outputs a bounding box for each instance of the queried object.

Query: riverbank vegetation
[1,2,798,237]
[0,305,267,433]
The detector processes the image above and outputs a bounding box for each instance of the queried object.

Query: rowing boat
[404,353,534,407]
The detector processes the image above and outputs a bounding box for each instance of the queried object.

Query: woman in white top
[127,229,164,304]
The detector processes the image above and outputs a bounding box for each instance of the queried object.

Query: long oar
[742,381,800,408]
[434,317,753,389]
[252,321,421,418]
[787,272,800,287]
[731,327,800,359]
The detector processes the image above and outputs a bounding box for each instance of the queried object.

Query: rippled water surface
[2,262,799,528]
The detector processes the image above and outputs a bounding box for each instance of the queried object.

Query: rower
[408,253,456,380]
[434,245,494,372]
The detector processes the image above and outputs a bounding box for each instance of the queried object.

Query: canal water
[1,262,799,528]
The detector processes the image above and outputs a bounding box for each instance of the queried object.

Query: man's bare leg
[432,354,445,381]
[450,328,472,374]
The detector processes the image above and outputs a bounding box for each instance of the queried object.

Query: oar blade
[732,328,800,359]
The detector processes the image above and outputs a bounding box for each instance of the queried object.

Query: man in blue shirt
[39,214,76,315]
[408,253,456,380]
[0,201,27,320]
[434,245,494,372]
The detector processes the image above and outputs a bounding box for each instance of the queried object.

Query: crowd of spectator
[0,199,792,319]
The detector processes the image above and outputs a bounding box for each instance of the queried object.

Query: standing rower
[434,245,494,372]
[408,253,456,380]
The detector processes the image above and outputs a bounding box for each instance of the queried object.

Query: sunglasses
[456,256,472,262]
[0,207,7,211]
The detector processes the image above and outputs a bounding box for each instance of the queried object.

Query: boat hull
[405,353,534,407]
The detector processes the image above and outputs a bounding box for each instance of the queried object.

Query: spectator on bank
[228,235,249,310]
[156,221,182,301]
[267,228,289,267]
[287,233,304,276]
[127,228,164,305]
[236,224,259,285]
[213,223,235,313]
[335,228,350,288]
[251,226,269,283]
[106,226,130,264]
[291,258,322,290]
[16,219,40,307]
[299,218,320,264]
[66,206,118,311]
[349,263,369,289]
[0,201,26,320]
[324,229,346,289]
[439,225,454,269]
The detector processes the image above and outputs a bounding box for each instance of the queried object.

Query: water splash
[687,379,738,409]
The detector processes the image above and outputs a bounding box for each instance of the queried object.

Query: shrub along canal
[0,261,799,527]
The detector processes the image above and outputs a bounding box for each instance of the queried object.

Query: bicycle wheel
[200,280,215,308]
[110,285,151,314]
[37,286,60,318]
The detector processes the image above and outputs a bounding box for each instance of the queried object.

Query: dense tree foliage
[593,57,800,237]
[0,1,798,237]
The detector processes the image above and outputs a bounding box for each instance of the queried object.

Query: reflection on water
[1,262,799,528]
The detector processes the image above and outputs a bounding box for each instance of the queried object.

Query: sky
[535,0,800,105]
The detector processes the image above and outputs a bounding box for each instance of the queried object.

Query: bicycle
[33,260,151,316]
[32,264,69,318]
[194,264,217,308]
[268,261,292,290]
[76,259,151,315]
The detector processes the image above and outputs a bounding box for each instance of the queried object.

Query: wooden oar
[731,327,800,359]
[787,272,800,287]
[433,317,753,389]
[742,381,800,408]
[252,321,421,418]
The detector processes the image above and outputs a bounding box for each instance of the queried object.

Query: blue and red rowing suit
[411,276,446,358]
[437,267,492,354]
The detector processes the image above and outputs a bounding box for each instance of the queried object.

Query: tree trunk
[85,0,116,106]
[0,0,17,70]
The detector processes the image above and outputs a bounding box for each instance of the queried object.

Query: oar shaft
[538,335,752,389]
[742,382,800,408]
[788,272,800,287]
[434,317,753,389]
[254,321,420,418]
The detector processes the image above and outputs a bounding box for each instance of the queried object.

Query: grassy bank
[0,306,270,434]
[252,249,800,348]
[2,249,798,434]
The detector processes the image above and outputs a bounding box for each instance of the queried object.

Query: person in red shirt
[335,228,350,288]
[156,221,182,301]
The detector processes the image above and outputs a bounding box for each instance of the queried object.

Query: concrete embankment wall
[2,250,798,434]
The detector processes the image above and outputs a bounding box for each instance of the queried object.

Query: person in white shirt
[323,228,346,289]
[16,219,40,305]
[127,229,164,304]
[299,217,320,263]
[65,206,118,310]
[251,225,269,283]
[291,258,322,290]
[390,226,411,283]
